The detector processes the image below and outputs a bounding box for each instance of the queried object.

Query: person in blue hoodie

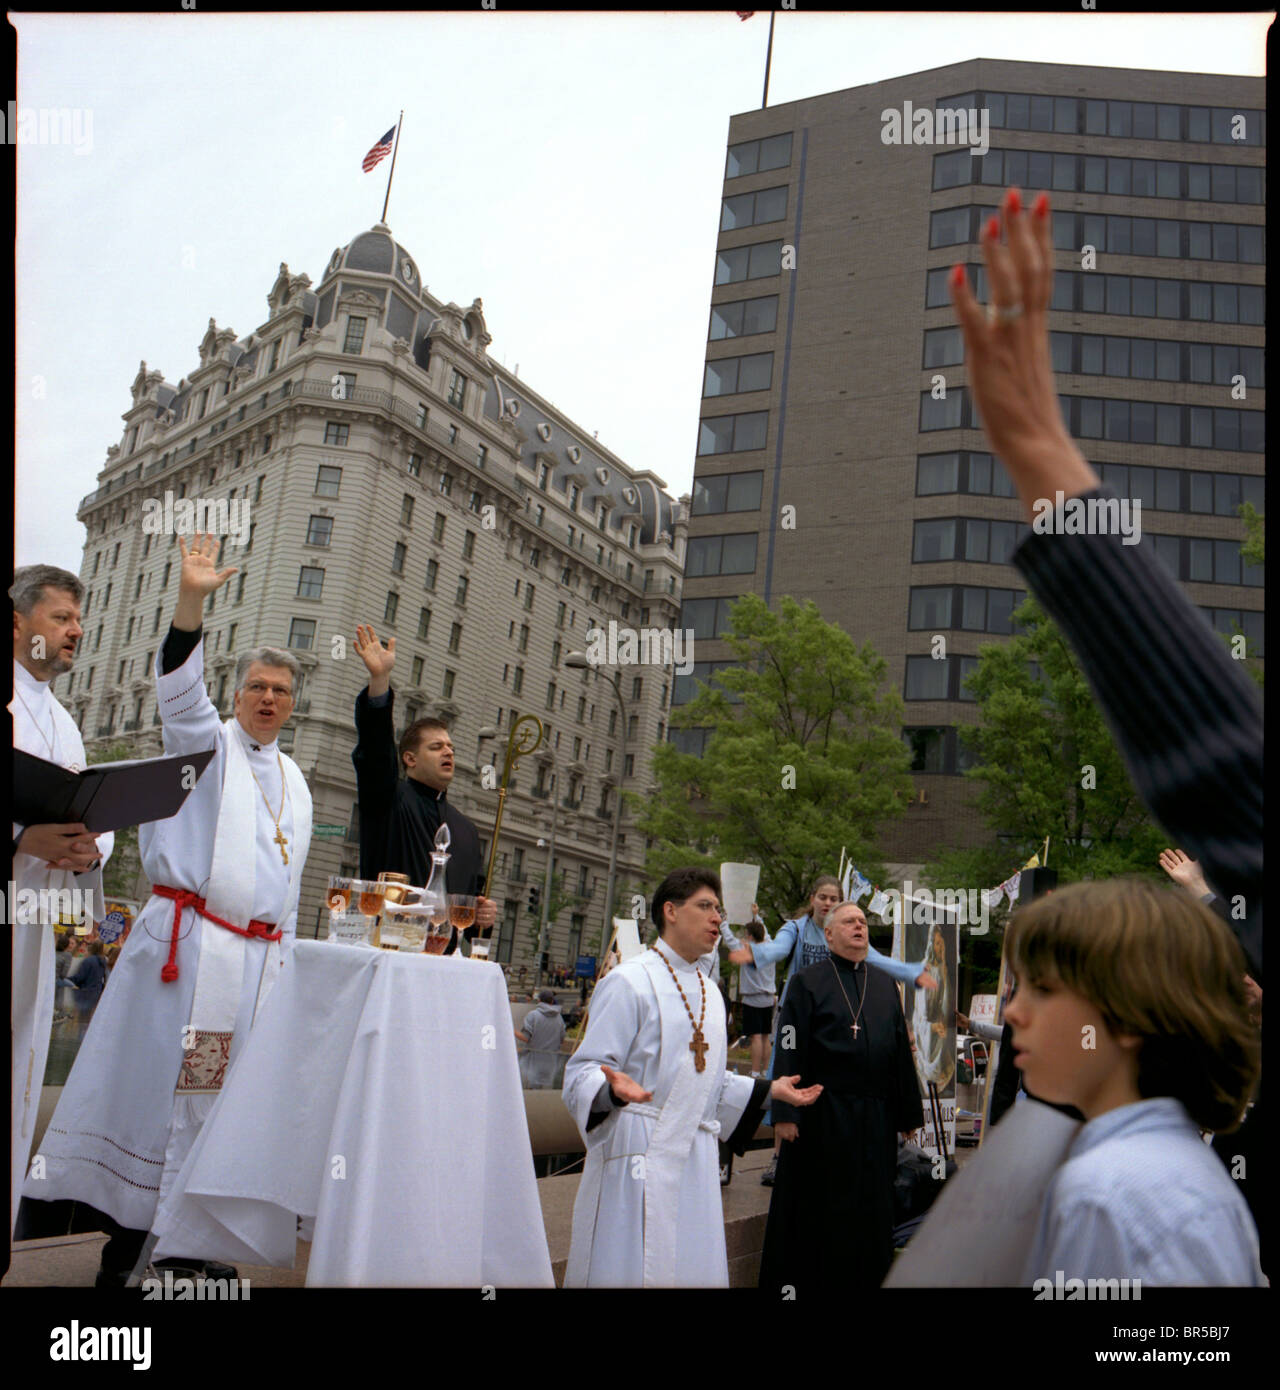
[730,875,937,1185]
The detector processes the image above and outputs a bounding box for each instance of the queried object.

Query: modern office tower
[66,224,687,963]
[683,59,1264,866]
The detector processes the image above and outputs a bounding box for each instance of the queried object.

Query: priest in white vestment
[563,866,823,1286]
[10,565,114,1237]
[22,535,313,1283]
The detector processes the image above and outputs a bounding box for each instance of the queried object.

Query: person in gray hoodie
[516,989,566,1089]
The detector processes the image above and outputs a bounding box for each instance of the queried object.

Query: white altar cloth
[152,940,553,1287]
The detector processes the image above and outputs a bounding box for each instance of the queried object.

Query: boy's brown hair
[1005,878,1259,1132]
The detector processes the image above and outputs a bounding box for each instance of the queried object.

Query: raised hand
[949,187,1099,520]
[354,624,396,697]
[1158,848,1211,898]
[178,533,238,598]
[916,969,939,992]
[174,533,238,631]
[602,1064,653,1104]
[770,1074,823,1108]
[727,946,753,966]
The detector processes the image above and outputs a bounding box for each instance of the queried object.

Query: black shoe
[760,1154,778,1187]
[94,1266,132,1288]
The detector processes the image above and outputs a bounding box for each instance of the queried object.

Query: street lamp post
[536,768,557,987]
[566,652,627,961]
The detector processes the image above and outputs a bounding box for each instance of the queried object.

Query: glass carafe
[419,850,451,955]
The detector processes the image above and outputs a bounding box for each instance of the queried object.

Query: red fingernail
[985,215,1000,241]
[1006,187,1022,215]
[949,263,965,289]
[1033,191,1049,218]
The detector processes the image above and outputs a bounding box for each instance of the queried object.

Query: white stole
[177,719,311,1093]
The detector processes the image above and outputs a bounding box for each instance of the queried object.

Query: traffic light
[528,884,541,915]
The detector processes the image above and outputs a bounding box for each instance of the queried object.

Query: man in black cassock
[759,900,922,1292]
[351,624,495,942]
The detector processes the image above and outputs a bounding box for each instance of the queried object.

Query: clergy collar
[830,951,867,971]
[231,719,278,756]
[13,657,53,693]
[407,778,448,802]
[653,934,700,973]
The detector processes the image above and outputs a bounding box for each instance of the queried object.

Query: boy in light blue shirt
[1006,878,1263,1287]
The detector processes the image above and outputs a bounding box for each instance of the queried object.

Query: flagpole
[761,13,775,108]
[380,110,404,224]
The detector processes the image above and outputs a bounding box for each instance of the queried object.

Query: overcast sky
[13,9,1271,575]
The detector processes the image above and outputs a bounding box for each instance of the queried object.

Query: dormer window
[343,317,367,354]
[461,318,474,342]
[268,339,281,373]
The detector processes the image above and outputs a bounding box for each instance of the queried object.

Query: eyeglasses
[244,682,294,701]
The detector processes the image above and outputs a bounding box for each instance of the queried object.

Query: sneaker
[760,1154,778,1187]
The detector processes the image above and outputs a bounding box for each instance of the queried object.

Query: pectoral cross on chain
[689,1028,708,1073]
[851,1022,860,1038]
[273,828,289,865]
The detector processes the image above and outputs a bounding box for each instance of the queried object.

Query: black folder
[13,747,216,833]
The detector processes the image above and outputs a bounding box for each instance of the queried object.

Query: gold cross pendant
[274,828,289,864]
[689,1028,708,1073]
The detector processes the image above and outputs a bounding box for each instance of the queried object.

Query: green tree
[1225,501,1264,689]
[923,594,1168,892]
[635,594,913,930]
[87,738,142,900]
[1239,500,1264,568]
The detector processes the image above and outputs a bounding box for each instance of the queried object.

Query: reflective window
[1130,339,1155,378]
[1155,469,1181,511]
[929,207,972,248]
[964,520,989,563]
[709,295,777,340]
[1131,160,1156,198]
[909,587,953,629]
[920,391,965,430]
[904,657,949,701]
[1189,473,1214,513]
[923,327,963,368]
[914,519,957,563]
[917,454,960,495]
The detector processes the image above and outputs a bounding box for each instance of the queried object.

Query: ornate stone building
[66,224,687,964]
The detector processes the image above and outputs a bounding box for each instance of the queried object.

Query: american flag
[362,126,396,173]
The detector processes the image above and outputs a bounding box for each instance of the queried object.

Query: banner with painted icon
[894,893,960,1158]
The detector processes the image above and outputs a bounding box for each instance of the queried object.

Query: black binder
[13,747,216,833]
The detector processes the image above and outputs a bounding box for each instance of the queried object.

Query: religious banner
[895,894,959,1158]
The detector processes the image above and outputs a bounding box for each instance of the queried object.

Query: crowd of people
[11,185,1263,1292]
